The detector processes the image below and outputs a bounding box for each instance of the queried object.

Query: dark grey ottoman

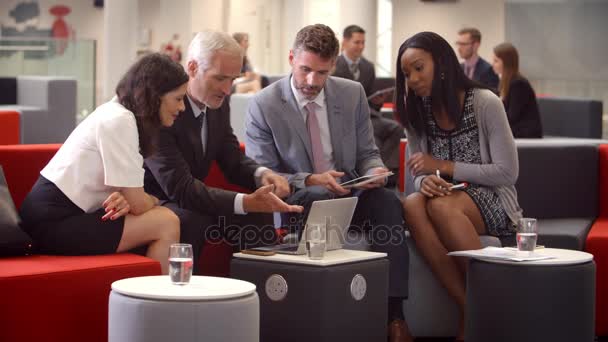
[466,248,595,342]
[231,250,388,342]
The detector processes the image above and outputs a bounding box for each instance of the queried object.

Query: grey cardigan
[405,88,523,224]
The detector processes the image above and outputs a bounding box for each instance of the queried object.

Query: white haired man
[144,30,302,271]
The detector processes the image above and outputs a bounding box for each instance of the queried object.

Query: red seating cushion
[0,110,20,145]
[0,254,160,342]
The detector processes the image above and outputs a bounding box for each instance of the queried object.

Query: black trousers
[162,201,276,274]
[285,186,409,298]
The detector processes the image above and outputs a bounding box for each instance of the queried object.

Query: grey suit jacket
[332,55,375,97]
[245,75,384,189]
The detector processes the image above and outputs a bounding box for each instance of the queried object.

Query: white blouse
[41,97,144,213]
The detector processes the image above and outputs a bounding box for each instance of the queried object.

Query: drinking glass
[169,243,193,285]
[516,218,538,252]
[306,224,326,260]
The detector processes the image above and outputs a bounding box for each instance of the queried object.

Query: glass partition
[0,37,96,122]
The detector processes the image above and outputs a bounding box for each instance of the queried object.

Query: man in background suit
[144,30,302,271]
[332,25,404,185]
[457,27,499,91]
[245,24,412,342]
[332,25,375,96]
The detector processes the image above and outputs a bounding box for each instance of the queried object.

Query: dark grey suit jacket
[462,57,499,91]
[144,97,260,216]
[332,55,375,97]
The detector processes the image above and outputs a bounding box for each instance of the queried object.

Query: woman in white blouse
[19,53,189,274]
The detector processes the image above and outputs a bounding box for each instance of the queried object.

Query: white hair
[187,30,243,73]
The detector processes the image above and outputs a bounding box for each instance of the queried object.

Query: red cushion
[0,254,160,342]
[0,144,61,209]
[0,111,20,145]
[586,219,608,335]
[586,144,608,335]
[203,142,250,193]
[199,242,234,277]
[598,145,608,218]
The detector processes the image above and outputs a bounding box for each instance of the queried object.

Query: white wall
[138,0,161,54]
[159,0,192,67]
[103,0,138,101]
[192,0,227,33]
[392,0,506,76]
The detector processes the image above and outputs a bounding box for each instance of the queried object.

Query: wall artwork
[1,1,74,58]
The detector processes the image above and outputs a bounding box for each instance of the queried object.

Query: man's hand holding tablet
[340,171,394,189]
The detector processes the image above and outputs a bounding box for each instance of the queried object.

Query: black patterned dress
[424,90,515,236]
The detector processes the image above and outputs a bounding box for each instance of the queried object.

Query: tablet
[339,171,394,189]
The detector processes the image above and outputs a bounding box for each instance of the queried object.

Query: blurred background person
[232,32,263,94]
[333,24,375,96]
[492,42,543,138]
[332,25,404,186]
[456,27,499,91]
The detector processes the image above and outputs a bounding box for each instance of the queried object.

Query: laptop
[253,197,358,255]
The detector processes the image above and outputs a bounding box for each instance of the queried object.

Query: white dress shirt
[41,97,144,213]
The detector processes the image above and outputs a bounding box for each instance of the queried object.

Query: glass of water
[306,224,326,260]
[169,243,193,285]
[517,218,538,252]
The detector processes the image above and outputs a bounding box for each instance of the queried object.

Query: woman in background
[492,42,543,138]
[19,54,189,274]
[397,32,523,341]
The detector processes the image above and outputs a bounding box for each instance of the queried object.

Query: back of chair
[537,97,603,138]
[0,77,17,105]
[0,144,61,209]
[516,141,598,219]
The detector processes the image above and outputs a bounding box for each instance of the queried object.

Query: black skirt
[19,176,125,255]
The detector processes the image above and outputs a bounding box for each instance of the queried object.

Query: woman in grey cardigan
[396,32,523,341]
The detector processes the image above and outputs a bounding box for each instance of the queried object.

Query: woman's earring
[441,72,445,80]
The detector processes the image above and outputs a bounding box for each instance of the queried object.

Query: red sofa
[0,143,245,341]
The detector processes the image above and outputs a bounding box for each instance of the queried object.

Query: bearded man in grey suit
[245,24,413,342]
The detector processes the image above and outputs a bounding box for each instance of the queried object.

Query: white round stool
[109,275,259,342]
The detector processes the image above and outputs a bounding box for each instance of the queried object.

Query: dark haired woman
[492,42,542,138]
[19,53,189,274]
[396,32,523,340]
